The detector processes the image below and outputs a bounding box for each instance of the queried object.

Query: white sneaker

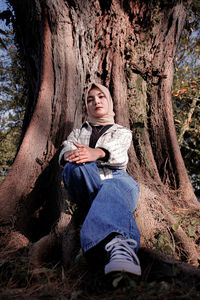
[104,236,141,275]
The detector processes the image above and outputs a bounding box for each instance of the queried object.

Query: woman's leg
[62,162,102,206]
[80,170,140,253]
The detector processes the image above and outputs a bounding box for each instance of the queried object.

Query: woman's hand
[64,142,105,164]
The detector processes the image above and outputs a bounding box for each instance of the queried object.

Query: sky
[0,0,9,28]
[0,0,10,50]
[0,0,8,12]
[0,0,15,128]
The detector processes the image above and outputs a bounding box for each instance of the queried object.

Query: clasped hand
[64,142,105,164]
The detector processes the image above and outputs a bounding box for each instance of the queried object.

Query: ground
[0,184,200,299]
[0,241,200,300]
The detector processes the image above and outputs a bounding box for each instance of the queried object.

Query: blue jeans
[62,162,140,253]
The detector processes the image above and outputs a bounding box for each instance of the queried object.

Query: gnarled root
[136,184,200,267]
[29,212,72,266]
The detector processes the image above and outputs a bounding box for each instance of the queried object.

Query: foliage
[147,208,200,263]
[172,209,200,240]
[172,3,200,196]
[0,6,26,183]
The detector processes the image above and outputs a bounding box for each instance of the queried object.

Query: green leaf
[191,219,199,225]
[187,224,196,237]
[172,223,179,232]
[112,275,123,288]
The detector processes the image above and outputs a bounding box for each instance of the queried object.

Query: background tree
[0,0,199,271]
[172,1,200,197]
[0,8,26,182]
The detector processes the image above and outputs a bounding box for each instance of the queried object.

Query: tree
[0,9,26,182]
[172,3,200,196]
[0,0,199,268]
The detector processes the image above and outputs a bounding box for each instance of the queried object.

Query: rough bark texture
[0,0,199,266]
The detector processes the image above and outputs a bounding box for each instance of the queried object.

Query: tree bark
[0,0,199,265]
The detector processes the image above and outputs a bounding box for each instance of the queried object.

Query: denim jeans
[62,162,140,253]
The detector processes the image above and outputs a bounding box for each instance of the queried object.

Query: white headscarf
[85,82,115,125]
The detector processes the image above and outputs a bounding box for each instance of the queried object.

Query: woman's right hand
[64,142,105,164]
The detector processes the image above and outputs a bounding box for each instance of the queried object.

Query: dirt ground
[0,241,200,300]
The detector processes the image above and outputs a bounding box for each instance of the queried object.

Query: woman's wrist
[96,148,106,159]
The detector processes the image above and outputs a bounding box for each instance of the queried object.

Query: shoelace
[105,237,140,265]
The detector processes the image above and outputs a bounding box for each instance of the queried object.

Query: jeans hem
[82,229,139,253]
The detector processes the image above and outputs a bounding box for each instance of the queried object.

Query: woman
[59,83,141,276]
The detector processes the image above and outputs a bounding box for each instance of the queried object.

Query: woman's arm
[64,142,106,164]
[95,126,132,169]
[59,129,80,165]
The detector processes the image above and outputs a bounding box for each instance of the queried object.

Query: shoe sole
[105,260,141,276]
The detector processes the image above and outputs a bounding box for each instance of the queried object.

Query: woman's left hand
[66,142,106,164]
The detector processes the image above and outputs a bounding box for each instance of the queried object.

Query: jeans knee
[62,162,98,185]
[62,162,82,183]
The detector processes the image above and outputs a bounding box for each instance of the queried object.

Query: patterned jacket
[59,122,132,180]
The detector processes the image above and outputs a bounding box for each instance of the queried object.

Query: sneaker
[104,235,141,275]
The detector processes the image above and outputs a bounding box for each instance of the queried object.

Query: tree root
[29,211,81,268]
[29,212,72,266]
[0,230,29,259]
[163,207,200,266]
[139,247,200,284]
[136,184,200,267]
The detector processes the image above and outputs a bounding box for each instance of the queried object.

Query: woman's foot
[104,235,141,275]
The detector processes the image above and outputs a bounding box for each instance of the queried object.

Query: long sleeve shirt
[59,122,132,180]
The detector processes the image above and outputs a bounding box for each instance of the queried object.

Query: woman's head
[85,83,115,125]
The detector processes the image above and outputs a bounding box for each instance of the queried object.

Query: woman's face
[87,87,109,118]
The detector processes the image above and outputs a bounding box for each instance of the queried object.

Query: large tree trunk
[0,0,199,265]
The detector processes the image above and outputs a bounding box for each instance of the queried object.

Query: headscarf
[85,82,115,126]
